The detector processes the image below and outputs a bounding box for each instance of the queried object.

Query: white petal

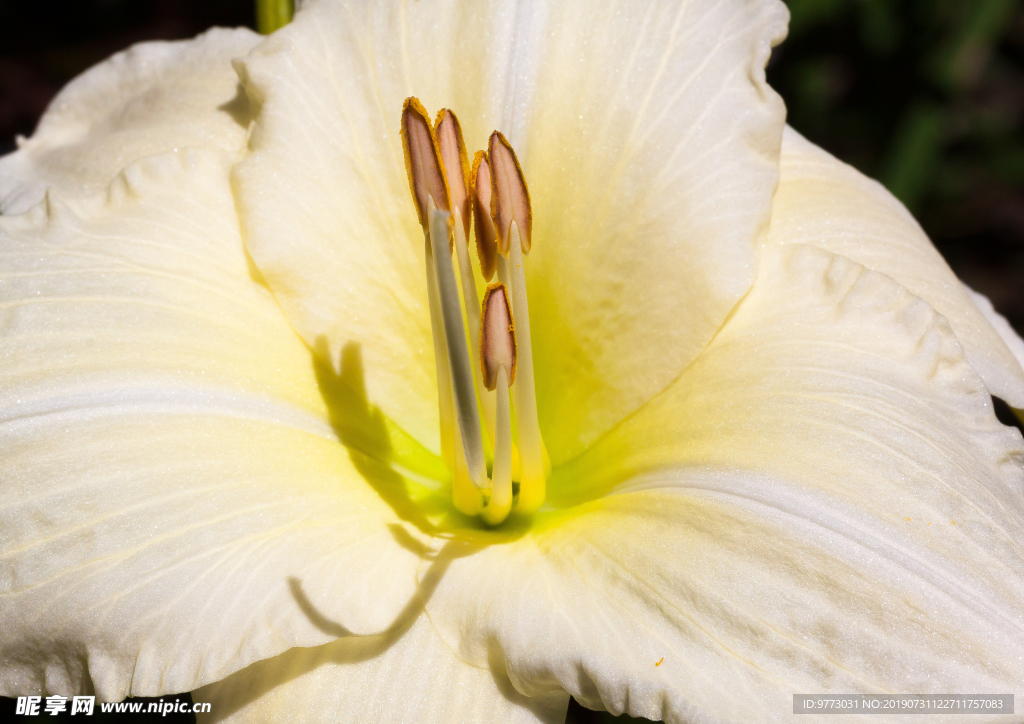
[0,27,260,214]
[769,126,1024,408]
[426,244,1024,723]
[194,613,569,724]
[0,152,431,699]
[964,284,1024,384]
[232,0,789,461]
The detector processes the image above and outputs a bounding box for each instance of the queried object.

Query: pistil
[401,99,456,476]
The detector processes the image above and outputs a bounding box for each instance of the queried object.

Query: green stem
[256,0,294,34]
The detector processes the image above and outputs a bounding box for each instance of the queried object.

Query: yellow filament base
[481,366,513,525]
[453,422,484,516]
[507,224,545,513]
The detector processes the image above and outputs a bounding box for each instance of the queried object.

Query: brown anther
[480,282,517,390]
[401,98,451,237]
[488,131,532,255]
[471,151,498,280]
[435,109,471,241]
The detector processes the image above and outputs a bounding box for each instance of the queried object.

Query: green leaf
[880,103,946,211]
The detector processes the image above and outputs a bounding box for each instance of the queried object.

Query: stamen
[480,284,515,525]
[401,98,457,481]
[438,111,497,457]
[488,133,545,513]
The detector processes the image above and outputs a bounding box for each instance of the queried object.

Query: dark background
[1,0,1022,722]
[774,0,1024,341]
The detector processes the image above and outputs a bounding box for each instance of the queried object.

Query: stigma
[400,97,545,525]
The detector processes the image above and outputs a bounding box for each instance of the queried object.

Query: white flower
[1,1,1023,723]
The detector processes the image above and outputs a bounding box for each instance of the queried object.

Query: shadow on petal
[287,578,354,639]
[217,82,255,130]
[226,338,550,720]
[486,646,575,722]
[310,335,538,542]
[993,396,1024,434]
[204,538,485,720]
[311,336,440,534]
